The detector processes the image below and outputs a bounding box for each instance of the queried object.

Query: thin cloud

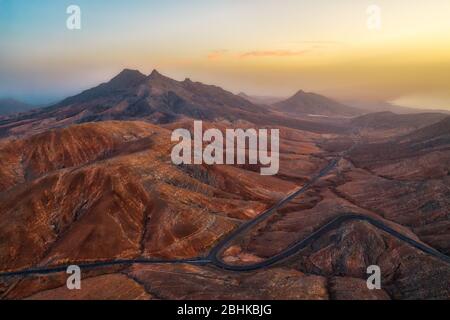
[207,50,228,60]
[240,50,309,58]
[287,41,347,50]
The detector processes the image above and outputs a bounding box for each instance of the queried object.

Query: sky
[1,0,450,109]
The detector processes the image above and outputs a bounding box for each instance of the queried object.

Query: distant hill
[343,99,450,115]
[273,90,362,117]
[237,92,284,105]
[0,98,35,115]
[400,116,450,143]
[350,111,448,130]
[349,115,450,167]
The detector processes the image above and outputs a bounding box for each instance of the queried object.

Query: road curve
[1,154,449,279]
[210,213,450,271]
[0,154,341,278]
[1,213,449,278]
[207,157,340,262]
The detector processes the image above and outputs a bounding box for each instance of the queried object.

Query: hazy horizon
[0,68,447,115]
[1,0,450,110]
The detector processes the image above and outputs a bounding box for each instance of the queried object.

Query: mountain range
[0,70,357,137]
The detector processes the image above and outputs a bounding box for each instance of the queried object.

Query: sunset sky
[1,0,450,109]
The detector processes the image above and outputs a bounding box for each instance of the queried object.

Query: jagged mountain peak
[293,89,306,95]
[148,69,163,78]
[109,69,147,87]
[117,68,145,77]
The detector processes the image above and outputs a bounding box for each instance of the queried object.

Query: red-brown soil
[0,71,448,300]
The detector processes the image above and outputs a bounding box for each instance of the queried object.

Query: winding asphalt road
[1,150,449,279]
[210,213,450,271]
